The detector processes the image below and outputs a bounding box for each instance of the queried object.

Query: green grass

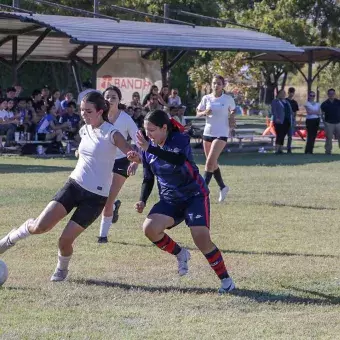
[1,142,340,339]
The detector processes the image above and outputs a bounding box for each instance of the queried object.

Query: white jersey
[112,110,138,160]
[197,93,236,137]
[70,122,119,196]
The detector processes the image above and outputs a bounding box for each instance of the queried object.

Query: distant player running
[134,110,235,294]
[0,92,140,281]
[196,75,236,202]
[98,86,139,243]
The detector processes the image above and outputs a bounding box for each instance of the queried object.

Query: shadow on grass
[0,163,74,174]
[192,153,340,167]
[270,202,337,211]
[72,279,340,305]
[112,241,338,259]
[230,288,340,305]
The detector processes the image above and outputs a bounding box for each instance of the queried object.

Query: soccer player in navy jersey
[135,110,235,293]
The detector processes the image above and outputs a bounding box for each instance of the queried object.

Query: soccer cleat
[97,236,108,244]
[50,268,68,282]
[176,248,191,276]
[0,229,17,254]
[218,277,235,294]
[112,200,121,223]
[218,186,229,203]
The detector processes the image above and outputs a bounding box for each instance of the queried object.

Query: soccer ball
[0,260,8,286]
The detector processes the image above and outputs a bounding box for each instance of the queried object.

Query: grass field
[0,142,340,339]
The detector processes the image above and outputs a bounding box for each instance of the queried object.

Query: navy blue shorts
[148,195,210,228]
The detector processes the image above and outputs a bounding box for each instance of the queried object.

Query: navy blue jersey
[142,132,209,202]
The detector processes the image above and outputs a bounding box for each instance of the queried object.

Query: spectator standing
[304,91,321,154]
[130,92,142,110]
[321,88,340,155]
[168,88,182,107]
[286,87,299,153]
[271,90,293,154]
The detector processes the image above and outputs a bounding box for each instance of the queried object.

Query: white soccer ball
[0,260,8,286]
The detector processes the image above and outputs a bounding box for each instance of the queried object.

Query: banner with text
[97,50,162,105]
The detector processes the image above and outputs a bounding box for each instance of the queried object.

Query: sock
[213,168,225,190]
[153,234,181,255]
[112,203,116,212]
[203,171,213,186]
[9,219,32,244]
[57,251,72,271]
[99,215,112,238]
[205,247,229,280]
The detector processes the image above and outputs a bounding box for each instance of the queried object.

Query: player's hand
[136,130,150,151]
[127,162,138,176]
[205,108,212,116]
[127,150,140,164]
[135,201,145,213]
[75,149,79,158]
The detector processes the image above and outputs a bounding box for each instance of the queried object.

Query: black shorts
[149,195,210,229]
[52,178,107,228]
[203,135,228,143]
[113,157,130,178]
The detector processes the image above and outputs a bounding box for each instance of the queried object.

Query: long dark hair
[103,85,125,110]
[144,110,179,133]
[82,92,110,122]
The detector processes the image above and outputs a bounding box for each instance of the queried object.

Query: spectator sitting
[132,107,144,128]
[41,85,50,106]
[7,99,16,120]
[32,89,44,112]
[49,89,62,114]
[126,106,134,117]
[17,97,34,133]
[144,93,162,113]
[177,105,187,126]
[169,106,180,122]
[60,92,74,112]
[60,102,81,140]
[168,88,181,107]
[142,85,167,108]
[6,87,16,100]
[14,84,23,98]
[130,92,142,110]
[160,86,170,104]
[0,98,17,147]
[36,103,66,143]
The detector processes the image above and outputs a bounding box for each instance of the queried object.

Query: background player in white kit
[98,86,139,243]
[0,92,140,281]
[196,75,236,202]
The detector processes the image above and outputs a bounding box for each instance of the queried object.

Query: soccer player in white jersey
[97,86,139,243]
[0,92,140,282]
[196,75,236,202]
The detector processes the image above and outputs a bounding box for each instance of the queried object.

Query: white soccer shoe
[218,186,230,203]
[0,229,16,254]
[176,248,191,276]
[218,277,235,294]
[50,268,69,282]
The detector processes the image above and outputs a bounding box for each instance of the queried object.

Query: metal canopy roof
[0,11,304,63]
[251,46,340,63]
